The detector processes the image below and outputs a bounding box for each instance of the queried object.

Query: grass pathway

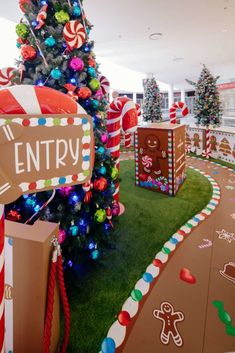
[67,160,212,353]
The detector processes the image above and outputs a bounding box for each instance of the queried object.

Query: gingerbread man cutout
[193,133,200,148]
[140,134,167,178]
[210,136,217,151]
[153,301,184,347]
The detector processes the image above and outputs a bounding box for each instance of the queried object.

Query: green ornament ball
[111,167,119,180]
[94,209,106,223]
[16,23,29,39]
[55,10,70,24]
[89,78,100,92]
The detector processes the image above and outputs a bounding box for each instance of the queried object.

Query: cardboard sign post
[0,113,94,352]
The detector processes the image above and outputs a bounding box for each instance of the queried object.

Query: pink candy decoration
[69,57,84,71]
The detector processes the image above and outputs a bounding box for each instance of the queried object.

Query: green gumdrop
[131,289,142,302]
[221,311,232,325]
[226,324,235,337]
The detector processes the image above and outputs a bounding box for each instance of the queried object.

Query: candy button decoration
[0,67,15,87]
[118,311,131,326]
[131,289,142,302]
[101,337,116,353]
[143,272,153,283]
[63,20,86,50]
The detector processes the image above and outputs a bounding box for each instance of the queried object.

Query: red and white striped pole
[169,101,189,124]
[107,97,138,201]
[202,128,211,159]
[124,103,141,148]
[0,205,4,353]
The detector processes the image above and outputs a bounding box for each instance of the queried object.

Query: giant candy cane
[0,205,4,353]
[124,103,141,148]
[202,128,211,159]
[107,97,138,201]
[169,101,189,124]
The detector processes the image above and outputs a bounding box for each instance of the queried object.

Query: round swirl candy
[63,20,86,50]
[142,155,153,168]
[0,67,15,87]
[99,75,110,95]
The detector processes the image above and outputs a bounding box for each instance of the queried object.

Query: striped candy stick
[169,101,189,124]
[124,103,141,148]
[202,128,211,159]
[0,205,4,353]
[107,97,138,201]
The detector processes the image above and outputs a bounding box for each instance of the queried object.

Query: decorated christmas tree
[6,0,118,269]
[186,65,222,126]
[143,78,162,122]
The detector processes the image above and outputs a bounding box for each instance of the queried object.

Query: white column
[133,92,137,103]
[181,89,186,103]
[168,84,174,108]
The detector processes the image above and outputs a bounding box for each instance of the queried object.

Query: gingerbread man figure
[210,135,217,151]
[193,133,200,148]
[140,134,167,178]
[153,301,184,347]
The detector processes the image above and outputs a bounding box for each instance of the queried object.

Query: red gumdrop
[118,311,131,326]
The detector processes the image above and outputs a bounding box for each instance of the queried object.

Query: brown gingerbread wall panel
[135,123,186,196]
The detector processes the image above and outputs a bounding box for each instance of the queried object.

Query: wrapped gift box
[5,220,60,353]
[135,123,186,196]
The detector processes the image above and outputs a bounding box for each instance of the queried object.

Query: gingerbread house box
[135,123,186,196]
[5,220,60,353]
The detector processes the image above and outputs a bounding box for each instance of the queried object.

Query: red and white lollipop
[99,75,110,95]
[63,20,86,50]
[142,155,152,168]
[0,67,15,87]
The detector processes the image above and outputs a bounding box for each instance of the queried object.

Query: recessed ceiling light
[173,57,184,62]
[149,33,163,40]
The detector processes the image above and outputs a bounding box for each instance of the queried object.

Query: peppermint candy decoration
[99,75,110,95]
[0,67,15,87]
[63,20,86,50]
[142,155,152,168]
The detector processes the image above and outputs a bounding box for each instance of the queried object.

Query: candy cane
[202,128,211,159]
[107,97,138,201]
[0,205,4,353]
[124,103,141,148]
[169,101,188,124]
[35,4,48,30]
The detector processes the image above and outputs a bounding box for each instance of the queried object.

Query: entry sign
[0,114,94,204]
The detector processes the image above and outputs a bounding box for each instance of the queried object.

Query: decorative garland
[99,158,235,353]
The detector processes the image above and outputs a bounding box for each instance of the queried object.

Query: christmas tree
[6,0,118,269]
[186,65,222,126]
[143,78,162,122]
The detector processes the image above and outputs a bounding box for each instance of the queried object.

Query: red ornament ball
[94,177,108,192]
[88,58,96,68]
[77,86,92,99]
[118,311,131,326]
[21,45,37,61]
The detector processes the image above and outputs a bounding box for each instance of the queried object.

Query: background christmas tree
[142,77,162,122]
[186,65,222,126]
[6,0,118,270]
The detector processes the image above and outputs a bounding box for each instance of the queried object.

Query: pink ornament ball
[59,229,66,244]
[112,201,120,216]
[94,87,103,101]
[70,57,84,71]
[101,133,108,144]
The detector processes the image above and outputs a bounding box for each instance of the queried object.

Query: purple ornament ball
[101,133,109,144]
[70,57,84,71]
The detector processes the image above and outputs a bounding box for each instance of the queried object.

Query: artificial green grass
[67,161,212,353]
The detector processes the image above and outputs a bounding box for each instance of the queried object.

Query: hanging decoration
[35,4,48,29]
[63,20,86,50]
[0,67,16,87]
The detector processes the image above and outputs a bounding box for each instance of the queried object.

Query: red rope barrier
[43,238,71,353]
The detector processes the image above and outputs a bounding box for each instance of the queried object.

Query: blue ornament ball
[31,20,38,27]
[99,166,107,175]
[101,337,116,353]
[84,99,90,108]
[40,0,48,5]
[51,68,62,80]
[73,6,81,17]
[87,67,96,77]
[45,36,56,47]
[97,146,105,154]
[83,45,90,53]
[91,99,99,109]
[91,249,99,260]
[86,28,90,35]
